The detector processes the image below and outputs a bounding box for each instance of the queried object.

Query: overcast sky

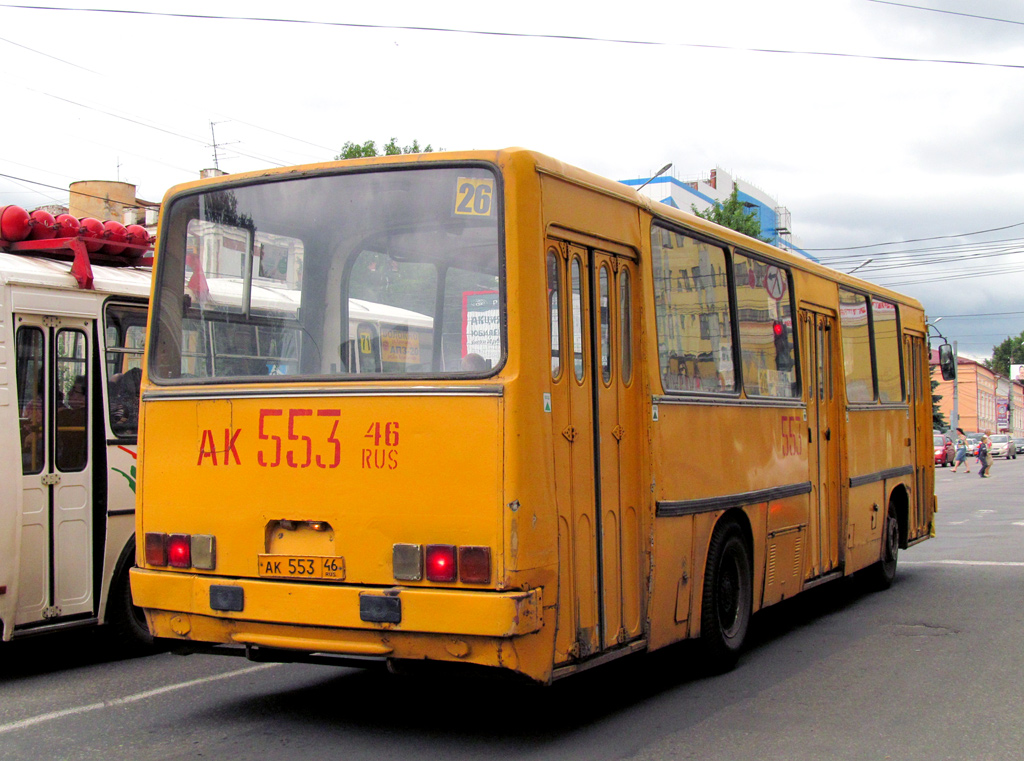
[2,0,1023,359]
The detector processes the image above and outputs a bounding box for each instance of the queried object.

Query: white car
[989,434,1016,459]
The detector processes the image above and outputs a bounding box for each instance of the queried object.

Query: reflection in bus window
[651,224,734,393]
[733,253,798,398]
[839,289,874,402]
[873,298,903,402]
[56,330,88,472]
[152,167,503,382]
[105,304,147,438]
[599,265,612,385]
[16,327,45,474]
[572,258,584,382]
[620,268,632,385]
[548,249,561,379]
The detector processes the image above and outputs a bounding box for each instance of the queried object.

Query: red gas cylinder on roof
[27,209,58,240]
[79,217,105,253]
[54,213,81,237]
[101,220,128,255]
[125,224,150,247]
[0,205,31,242]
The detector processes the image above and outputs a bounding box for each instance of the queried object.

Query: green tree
[986,330,1024,377]
[336,138,434,161]
[692,187,770,242]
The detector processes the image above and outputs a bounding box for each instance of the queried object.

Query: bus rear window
[150,166,503,382]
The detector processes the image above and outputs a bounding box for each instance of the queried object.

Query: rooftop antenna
[208,120,239,170]
[636,163,673,192]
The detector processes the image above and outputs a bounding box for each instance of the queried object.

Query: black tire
[107,551,156,654]
[865,502,899,590]
[699,520,753,671]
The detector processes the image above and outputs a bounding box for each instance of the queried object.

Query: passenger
[461,352,489,372]
[109,367,143,436]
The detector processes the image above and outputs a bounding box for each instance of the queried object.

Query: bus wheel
[866,503,899,590]
[700,520,752,671]
[108,559,155,653]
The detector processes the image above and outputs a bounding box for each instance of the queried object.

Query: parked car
[967,436,981,456]
[989,434,1016,459]
[1014,438,1024,454]
[934,433,955,467]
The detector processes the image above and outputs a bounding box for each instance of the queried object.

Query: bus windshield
[150,165,502,382]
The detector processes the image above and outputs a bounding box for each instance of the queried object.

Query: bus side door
[905,331,932,538]
[14,314,95,626]
[801,308,842,578]
[549,241,643,663]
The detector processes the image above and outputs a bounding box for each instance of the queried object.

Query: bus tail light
[394,544,491,584]
[191,535,217,570]
[145,532,168,566]
[458,546,491,584]
[392,543,423,581]
[168,534,191,568]
[145,532,216,570]
[425,544,457,582]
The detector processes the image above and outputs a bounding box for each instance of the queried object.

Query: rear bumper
[130,568,543,642]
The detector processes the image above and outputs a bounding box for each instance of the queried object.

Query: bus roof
[159,147,926,315]
[0,251,152,299]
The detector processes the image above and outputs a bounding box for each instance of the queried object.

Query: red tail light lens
[458,546,491,584]
[145,533,168,566]
[425,544,457,582]
[168,534,192,568]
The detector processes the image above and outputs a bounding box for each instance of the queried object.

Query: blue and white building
[621,167,816,262]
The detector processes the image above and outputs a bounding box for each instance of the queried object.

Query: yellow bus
[131,149,937,683]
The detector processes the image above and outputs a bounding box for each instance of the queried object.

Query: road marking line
[902,560,1024,567]
[0,662,279,735]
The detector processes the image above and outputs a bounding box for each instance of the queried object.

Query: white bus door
[14,314,95,626]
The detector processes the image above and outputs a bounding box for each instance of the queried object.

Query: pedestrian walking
[952,431,969,472]
[978,430,993,478]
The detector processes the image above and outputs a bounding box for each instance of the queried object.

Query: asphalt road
[2,459,1022,761]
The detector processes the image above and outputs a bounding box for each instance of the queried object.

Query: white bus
[0,223,153,646]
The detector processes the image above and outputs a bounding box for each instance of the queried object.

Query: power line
[810,222,1024,252]
[0,171,152,209]
[866,0,1024,27]
[5,3,1024,72]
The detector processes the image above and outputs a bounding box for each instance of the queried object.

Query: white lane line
[0,662,279,735]
[902,560,1024,567]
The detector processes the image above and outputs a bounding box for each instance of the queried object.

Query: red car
[934,433,955,467]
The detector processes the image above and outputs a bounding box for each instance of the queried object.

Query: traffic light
[773,321,794,371]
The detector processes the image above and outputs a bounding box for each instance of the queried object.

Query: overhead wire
[4,3,1024,72]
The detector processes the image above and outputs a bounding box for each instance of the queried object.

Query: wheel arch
[888,484,910,550]
[104,533,137,623]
